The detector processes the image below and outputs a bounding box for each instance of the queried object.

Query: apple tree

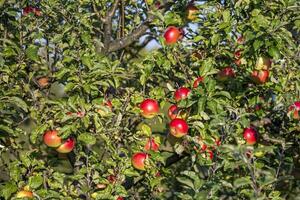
[0,0,299,199]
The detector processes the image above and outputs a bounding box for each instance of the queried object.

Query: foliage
[0,0,299,199]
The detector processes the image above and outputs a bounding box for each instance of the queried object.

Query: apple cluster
[22,6,41,16]
[43,130,75,153]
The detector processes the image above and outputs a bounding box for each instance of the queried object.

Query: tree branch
[103,0,120,52]
[106,2,174,53]
[108,20,151,52]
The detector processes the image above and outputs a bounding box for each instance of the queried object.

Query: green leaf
[268,46,280,59]
[211,34,220,45]
[25,45,39,61]
[29,174,43,189]
[233,176,252,188]
[253,40,263,51]
[0,181,17,200]
[223,10,230,22]
[78,133,96,145]
[30,124,48,144]
[0,125,14,135]
[176,176,194,190]
[10,96,28,112]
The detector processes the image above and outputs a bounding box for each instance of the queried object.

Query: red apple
[288,101,300,119]
[243,127,258,145]
[132,152,148,170]
[163,26,183,45]
[104,100,113,109]
[251,70,269,84]
[174,87,191,101]
[23,6,41,16]
[193,76,204,88]
[37,77,49,88]
[43,130,62,148]
[155,171,161,177]
[215,138,221,146]
[254,104,262,111]
[217,67,235,81]
[107,175,117,183]
[117,197,124,200]
[97,99,113,116]
[256,56,271,70]
[169,118,189,138]
[154,1,162,9]
[234,50,242,58]
[33,8,41,16]
[186,4,198,21]
[76,111,85,118]
[16,190,33,198]
[168,105,179,120]
[56,138,75,153]
[207,150,214,160]
[144,138,159,151]
[201,144,207,151]
[140,99,160,118]
[23,6,34,15]
[234,58,242,66]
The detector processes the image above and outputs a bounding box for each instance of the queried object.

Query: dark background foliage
[0,0,299,199]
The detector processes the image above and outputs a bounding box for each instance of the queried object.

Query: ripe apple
[169,118,189,138]
[23,6,34,15]
[16,190,33,198]
[201,143,207,151]
[155,171,161,177]
[76,111,85,118]
[186,4,198,21]
[33,8,41,16]
[164,26,183,45]
[207,150,214,160]
[243,127,258,145]
[174,87,191,101]
[43,130,62,148]
[193,76,204,88]
[104,100,113,109]
[215,138,221,146]
[168,104,187,120]
[56,138,75,153]
[168,104,179,120]
[251,70,269,84]
[117,197,124,200]
[37,77,49,88]
[256,56,271,70]
[107,175,117,183]
[288,101,300,119]
[234,58,241,66]
[131,152,148,170]
[97,99,113,116]
[144,138,159,151]
[154,1,162,9]
[140,99,160,118]
[234,50,242,58]
[66,112,73,116]
[168,105,187,120]
[23,6,41,16]
[217,67,235,81]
